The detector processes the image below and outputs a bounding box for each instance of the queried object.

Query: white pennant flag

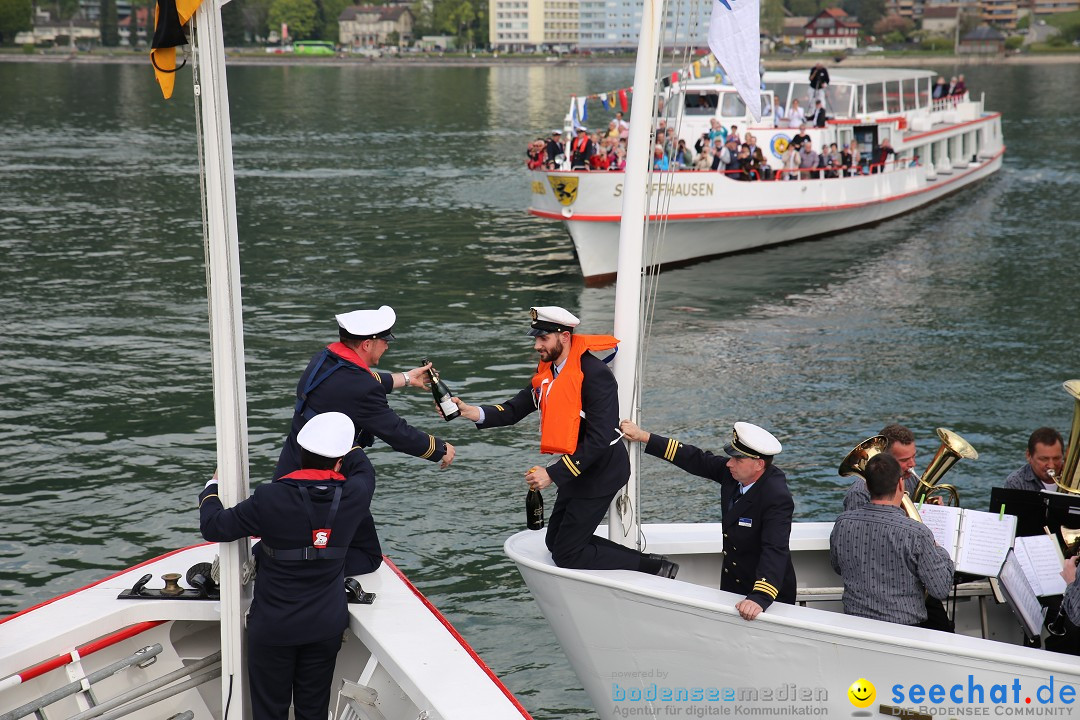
[708,0,761,122]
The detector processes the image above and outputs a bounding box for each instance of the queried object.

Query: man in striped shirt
[830,453,955,628]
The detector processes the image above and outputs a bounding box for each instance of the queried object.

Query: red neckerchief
[326,342,370,371]
[279,469,345,482]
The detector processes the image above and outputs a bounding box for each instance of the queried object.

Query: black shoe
[657,558,679,579]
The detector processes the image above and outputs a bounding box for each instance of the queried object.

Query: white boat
[529,68,1005,285]
[1,545,530,720]
[509,4,1075,718]
[0,1,529,718]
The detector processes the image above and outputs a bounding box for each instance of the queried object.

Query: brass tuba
[1051,380,1080,494]
[838,435,925,522]
[910,428,978,508]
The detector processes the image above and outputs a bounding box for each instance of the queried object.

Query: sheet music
[918,504,962,563]
[956,509,1016,577]
[1014,534,1066,596]
[998,549,1045,638]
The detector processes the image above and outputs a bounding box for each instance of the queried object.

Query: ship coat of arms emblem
[547,176,579,206]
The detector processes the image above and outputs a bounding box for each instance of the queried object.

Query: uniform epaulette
[420,434,435,459]
[752,578,779,599]
[369,369,382,381]
[663,438,682,462]
[561,455,581,477]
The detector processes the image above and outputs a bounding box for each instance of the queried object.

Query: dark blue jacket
[274,345,447,479]
[477,352,628,498]
[199,449,378,645]
[644,434,796,609]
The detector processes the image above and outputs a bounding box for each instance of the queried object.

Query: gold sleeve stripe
[561,455,581,477]
[753,580,779,599]
[495,404,505,412]
[199,493,219,509]
[664,438,681,462]
[369,369,382,381]
[420,434,436,459]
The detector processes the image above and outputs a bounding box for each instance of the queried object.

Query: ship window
[901,78,918,109]
[764,82,790,109]
[865,82,885,114]
[826,84,853,117]
[684,92,718,115]
[720,92,746,117]
[885,80,901,113]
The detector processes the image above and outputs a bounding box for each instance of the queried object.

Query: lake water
[2,59,1079,719]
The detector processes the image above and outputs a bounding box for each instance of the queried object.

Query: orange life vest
[531,334,619,455]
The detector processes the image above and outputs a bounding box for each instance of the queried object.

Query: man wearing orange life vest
[451,306,678,577]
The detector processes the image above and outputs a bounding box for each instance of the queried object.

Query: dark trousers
[919,596,954,633]
[248,634,343,720]
[545,491,646,571]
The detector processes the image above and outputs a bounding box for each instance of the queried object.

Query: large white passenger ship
[528,68,1004,285]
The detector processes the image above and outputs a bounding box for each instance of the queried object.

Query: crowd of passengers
[526,117,901,180]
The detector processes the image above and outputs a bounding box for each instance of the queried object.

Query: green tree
[100,0,119,46]
[762,0,784,37]
[222,0,246,44]
[788,0,819,17]
[242,0,273,41]
[842,0,885,34]
[872,13,913,38]
[316,0,349,43]
[269,0,317,39]
[0,0,32,44]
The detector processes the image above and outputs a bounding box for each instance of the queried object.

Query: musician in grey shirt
[831,453,954,628]
[843,424,920,511]
[1003,427,1064,493]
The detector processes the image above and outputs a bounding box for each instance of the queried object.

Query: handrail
[66,653,221,720]
[0,622,165,693]
[0,645,164,720]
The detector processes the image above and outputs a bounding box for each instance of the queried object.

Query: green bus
[293,41,336,55]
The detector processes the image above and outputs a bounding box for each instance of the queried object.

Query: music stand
[989,487,1048,538]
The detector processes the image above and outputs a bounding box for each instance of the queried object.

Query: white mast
[610,0,664,548]
[193,2,251,717]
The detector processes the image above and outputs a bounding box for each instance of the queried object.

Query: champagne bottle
[526,488,545,530]
[421,358,460,421]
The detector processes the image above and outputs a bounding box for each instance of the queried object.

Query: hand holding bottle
[403,362,433,389]
[525,465,552,491]
[450,397,481,422]
[421,358,460,421]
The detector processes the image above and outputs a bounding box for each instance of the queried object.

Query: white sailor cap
[528,306,580,337]
[297,412,355,459]
[335,305,396,341]
[723,422,782,459]
[551,129,563,135]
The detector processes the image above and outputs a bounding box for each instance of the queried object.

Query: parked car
[865,45,885,52]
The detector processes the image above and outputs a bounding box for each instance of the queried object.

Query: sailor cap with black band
[298,412,356,459]
[527,306,580,337]
[335,305,396,341]
[723,421,782,460]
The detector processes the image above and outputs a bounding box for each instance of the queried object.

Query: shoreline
[2,50,1080,68]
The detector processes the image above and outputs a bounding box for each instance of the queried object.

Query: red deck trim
[1,543,213,626]
[529,147,1004,223]
[7,621,166,685]
[381,556,534,719]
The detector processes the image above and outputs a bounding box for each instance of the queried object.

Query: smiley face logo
[847,678,876,708]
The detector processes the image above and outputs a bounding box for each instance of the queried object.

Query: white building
[489,0,709,52]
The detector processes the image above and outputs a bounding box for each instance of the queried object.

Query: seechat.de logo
[847,678,876,709]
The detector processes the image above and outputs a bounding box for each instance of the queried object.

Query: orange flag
[150,0,204,99]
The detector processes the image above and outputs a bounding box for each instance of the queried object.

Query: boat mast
[610,0,664,549]
[193,2,251,717]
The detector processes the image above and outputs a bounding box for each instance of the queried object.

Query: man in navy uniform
[200,412,376,720]
[451,307,677,577]
[619,419,796,621]
[275,305,454,574]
